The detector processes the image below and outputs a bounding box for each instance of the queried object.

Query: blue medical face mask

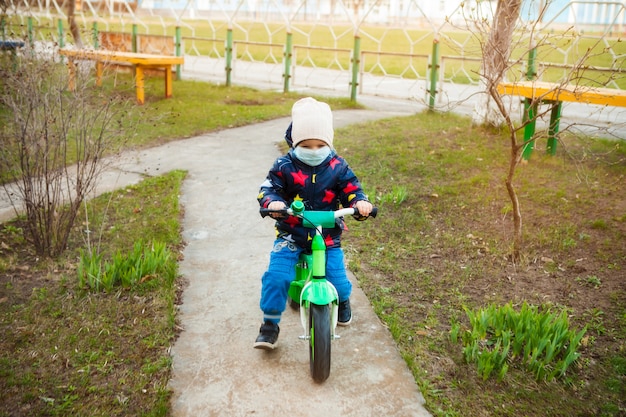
[294,145,331,166]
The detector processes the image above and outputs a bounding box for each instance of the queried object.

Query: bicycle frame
[266,200,362,339]
[260,200,377,382]
[294,226,340,340]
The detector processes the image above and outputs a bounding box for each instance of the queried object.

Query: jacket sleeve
[257,158,289,209]
[337,160,369,208]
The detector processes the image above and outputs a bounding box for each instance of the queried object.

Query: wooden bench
[94,31,179,79]
[98,31,175,56]
[58,49,184,104]
[497,81,626,159]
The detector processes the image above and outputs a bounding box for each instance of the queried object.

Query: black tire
[309,303,331,383]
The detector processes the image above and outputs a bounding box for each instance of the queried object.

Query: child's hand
[268,201,287,219]
[268,201,286,211]
[354,200,373,217]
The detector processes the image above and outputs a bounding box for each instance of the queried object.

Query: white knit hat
[291,97,334,148]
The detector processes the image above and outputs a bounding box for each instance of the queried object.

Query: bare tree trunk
[472,78,505,126]
[485,76,526,261]
[505,142,524,261]
[472,0,522,126]
[67,0,83,48]
[486,0,521,80]
[476,0,524,260]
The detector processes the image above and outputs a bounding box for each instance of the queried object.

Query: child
[255,97,373,350]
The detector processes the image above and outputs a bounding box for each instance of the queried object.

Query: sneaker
[253,321,280,350]
[337,299,352,326]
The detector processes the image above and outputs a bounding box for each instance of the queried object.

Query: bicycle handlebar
[259,205,378,220]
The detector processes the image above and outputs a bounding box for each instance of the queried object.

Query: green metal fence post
[428,38,440,111]
[547,102,562,156]
[57,18,64,49]
[350,34,360,102]
[93,21,99,49]
[522,98,537,160]
[283,31,293,93]
[522,46,538,160]
[225,27,233,87]
[526,46,537,80]
[175,25,182,80]
[132,23,138,52]
[532,43,559,157]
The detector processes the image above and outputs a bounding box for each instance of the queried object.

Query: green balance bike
[260,201,377,382]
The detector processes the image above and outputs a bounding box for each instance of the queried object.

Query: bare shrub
[0,48,131,257]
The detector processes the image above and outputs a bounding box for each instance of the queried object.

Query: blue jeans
[260,239,352,324]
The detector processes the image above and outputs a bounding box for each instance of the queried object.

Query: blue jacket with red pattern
[257,149,369,250]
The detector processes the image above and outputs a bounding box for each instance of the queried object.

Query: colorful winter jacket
[257,149,369,250]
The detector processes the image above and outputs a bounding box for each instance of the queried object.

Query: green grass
[0,68,358,155]
[91,73,359,148]
[341,113,625,416]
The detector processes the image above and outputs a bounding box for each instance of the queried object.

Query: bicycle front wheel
[309,303,331,383]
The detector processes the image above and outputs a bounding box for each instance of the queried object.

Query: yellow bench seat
[59,49,184,105]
